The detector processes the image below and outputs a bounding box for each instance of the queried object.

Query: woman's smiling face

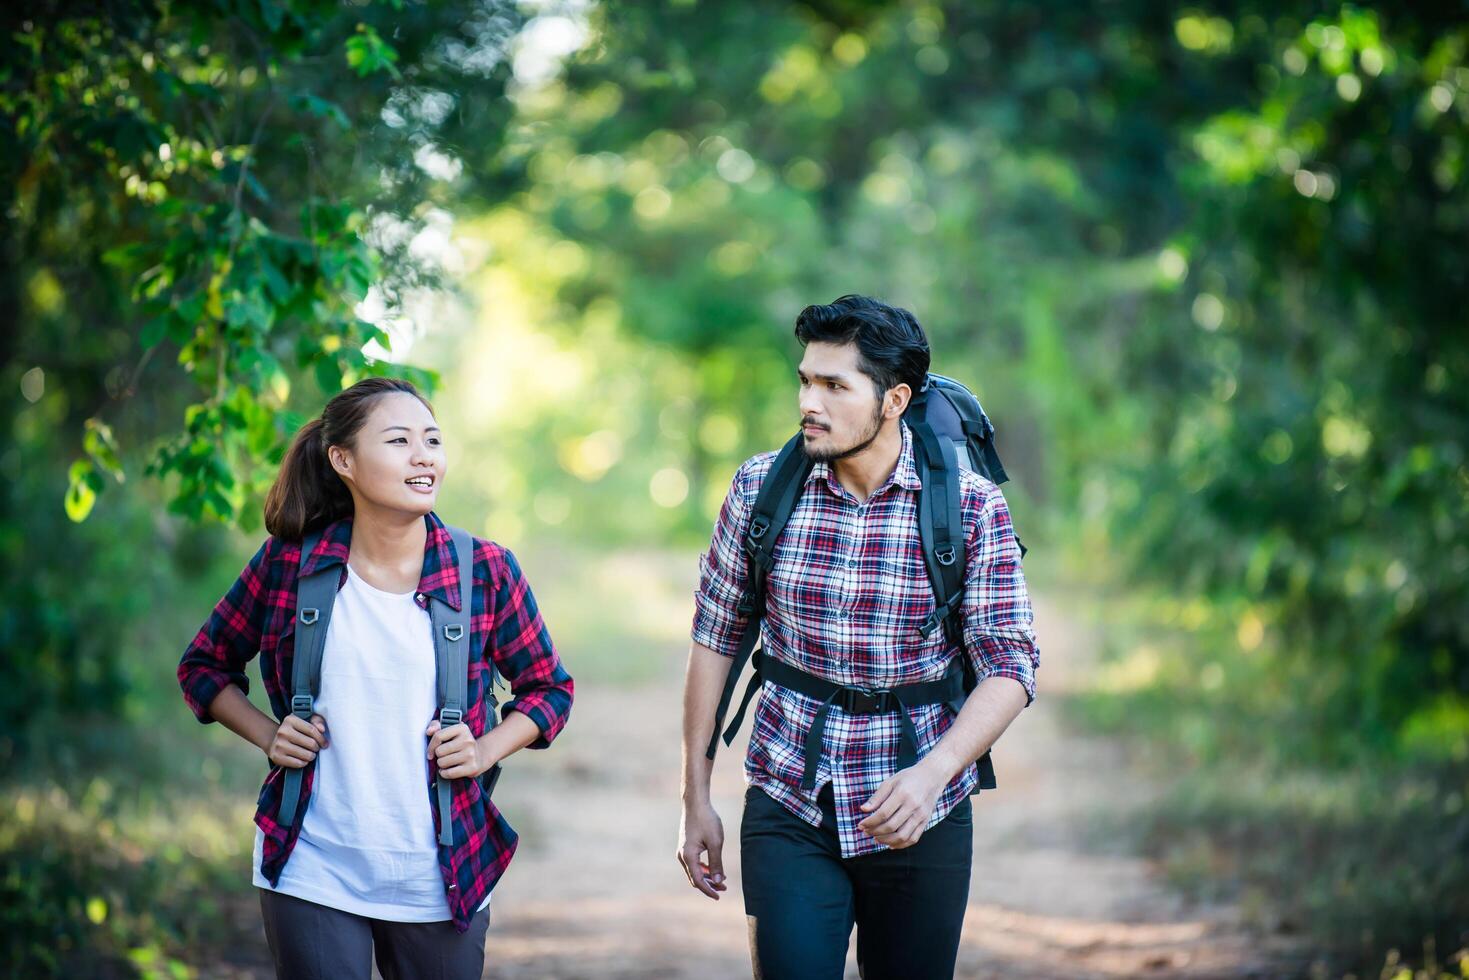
[327,391,445,517]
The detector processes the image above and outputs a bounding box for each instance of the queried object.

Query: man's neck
[830,421,903,504]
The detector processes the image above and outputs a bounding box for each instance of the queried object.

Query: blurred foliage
[432,0,1468,967]
[1,0,523,745]
[452,0,1467,758]
[4,0,1468,973]
[0,780,258,977]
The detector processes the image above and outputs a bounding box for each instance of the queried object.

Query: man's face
[797,341,887,463]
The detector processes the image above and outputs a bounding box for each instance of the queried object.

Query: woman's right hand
[267,713,328,768]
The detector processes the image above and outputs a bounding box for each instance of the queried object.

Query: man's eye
[828,382,842,391]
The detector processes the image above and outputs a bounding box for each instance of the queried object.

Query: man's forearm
[681,641,735,806]
[921,673,1028,783]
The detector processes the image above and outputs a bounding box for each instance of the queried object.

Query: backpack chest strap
[757,653,965,790]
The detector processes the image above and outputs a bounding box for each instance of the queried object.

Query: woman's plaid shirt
[178,512,574,932]
[692,422,1038,858]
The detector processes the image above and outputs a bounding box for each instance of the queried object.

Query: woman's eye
[390,437,407,444]
[428,438,441,446]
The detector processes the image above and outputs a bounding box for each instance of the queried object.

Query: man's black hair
[793,294,931,398]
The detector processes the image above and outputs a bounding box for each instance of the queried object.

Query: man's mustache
[801,417,830,432]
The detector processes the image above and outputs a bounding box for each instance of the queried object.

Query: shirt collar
[298,511,466,611]
[806,419,923,500]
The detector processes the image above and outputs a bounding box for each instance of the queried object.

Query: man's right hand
[677,801,728,900]
[267,713,328,768]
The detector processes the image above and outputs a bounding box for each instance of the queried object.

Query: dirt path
[482,591,1303,979]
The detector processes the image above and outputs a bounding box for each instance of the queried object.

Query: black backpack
[704,374,1023,791]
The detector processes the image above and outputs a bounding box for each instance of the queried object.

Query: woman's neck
[347,505,429,592]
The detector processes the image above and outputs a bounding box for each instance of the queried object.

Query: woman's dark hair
[264,377,435,540]
[793,294,931,398]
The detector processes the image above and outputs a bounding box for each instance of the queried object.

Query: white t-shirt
[254,565,489,920]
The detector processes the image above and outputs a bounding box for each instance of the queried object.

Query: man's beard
[804,398,885,463]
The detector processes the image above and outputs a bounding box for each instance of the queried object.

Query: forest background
[2,0,1466,976]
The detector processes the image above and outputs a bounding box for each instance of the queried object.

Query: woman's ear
[328,445,352,482]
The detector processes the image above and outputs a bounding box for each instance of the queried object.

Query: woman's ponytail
[263,417,352,540]
[263,376,432,540]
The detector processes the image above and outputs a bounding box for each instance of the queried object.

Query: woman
[178,377,574,979]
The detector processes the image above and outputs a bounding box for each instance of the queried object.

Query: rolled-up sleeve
[178,539,272,723]
[961,484,1039,704]
[690,458,762,657]
[491,547,574,749]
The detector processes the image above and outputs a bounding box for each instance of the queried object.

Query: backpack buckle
[936,546,957,567]
[299,607,319,625]
[439,707,463,727]
[291,694,314,717]
[443,624,464,641]
[749,517,770,541]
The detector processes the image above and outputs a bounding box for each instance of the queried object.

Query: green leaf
[290,92,351,130]
[140,315,170,349]
[65,460,99,522]
[261,254,292,304]
[101,243,142,268]
[83,418,126,482]
[345,24,402,79]
[259,0,284,32]
[314,356,343,393]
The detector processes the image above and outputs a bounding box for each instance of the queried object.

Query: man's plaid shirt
[692,421,1038,857]
[178,512,574,932]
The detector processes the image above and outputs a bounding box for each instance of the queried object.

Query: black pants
[258,889,490,980]
[740,784,973,980]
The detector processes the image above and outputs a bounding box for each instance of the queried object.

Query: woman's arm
[480,546,576,750]
[178,537,328,768]
[426,541,574,777]
[210,684,329,769]
[426,709,539,778]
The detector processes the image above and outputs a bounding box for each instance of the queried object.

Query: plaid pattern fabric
[692,421,1038,858]
[178,512,574,932]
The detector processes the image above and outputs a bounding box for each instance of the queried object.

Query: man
[676,295,1040,979]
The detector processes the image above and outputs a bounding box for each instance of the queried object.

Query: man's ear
[886,382,913,419]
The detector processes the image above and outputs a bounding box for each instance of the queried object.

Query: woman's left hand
[425,719,493,779]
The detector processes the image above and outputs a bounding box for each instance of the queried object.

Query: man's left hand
[857,759,948,849]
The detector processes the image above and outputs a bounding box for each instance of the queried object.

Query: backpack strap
[279,530,336,830]
[957,413,1025,558]
[913,423,998,792]
[913,422,966,645]
[704,433,813,760]
[429,525,476,847]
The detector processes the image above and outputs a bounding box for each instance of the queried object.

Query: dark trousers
[740,784,973,980]
[258,889,490,980]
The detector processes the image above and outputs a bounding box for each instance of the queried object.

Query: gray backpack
[278,524,495,846]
